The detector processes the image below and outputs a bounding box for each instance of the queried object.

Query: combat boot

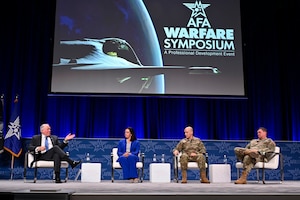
[234,170,248,184]
[181,170,187,183]
[200,170,210,183]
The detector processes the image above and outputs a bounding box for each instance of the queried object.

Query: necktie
[45,137,49,151]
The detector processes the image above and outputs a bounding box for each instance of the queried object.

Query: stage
[0,180,299,200]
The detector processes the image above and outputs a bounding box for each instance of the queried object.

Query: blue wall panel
[0,139,299,181]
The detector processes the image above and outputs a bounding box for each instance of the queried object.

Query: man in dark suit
[28,123,81,183]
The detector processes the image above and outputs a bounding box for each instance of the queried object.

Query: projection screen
[51,0,245,97]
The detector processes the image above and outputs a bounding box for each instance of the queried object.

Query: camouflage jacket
[245,137,276,161]
[173,136,206,155]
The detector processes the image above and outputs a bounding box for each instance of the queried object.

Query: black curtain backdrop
[0,1,299,141]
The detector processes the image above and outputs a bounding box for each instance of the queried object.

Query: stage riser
[0,193,70,200]
[2,192,300,200]
[70,195,300,200]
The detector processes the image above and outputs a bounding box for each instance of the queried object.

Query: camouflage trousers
[179,153,206,170]
[234,147,263,173]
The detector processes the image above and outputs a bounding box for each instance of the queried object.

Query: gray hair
[40,123,49,132]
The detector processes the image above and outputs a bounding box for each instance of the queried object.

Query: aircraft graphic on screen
[53,37,221,94]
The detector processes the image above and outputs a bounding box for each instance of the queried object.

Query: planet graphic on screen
[53,0,165,94]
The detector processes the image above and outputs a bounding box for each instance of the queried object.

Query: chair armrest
[25,150,38,168]
[259,150,283,178]
[173,152,208,166]
[140,152,145,164]
[24,151,29,169]
[204,153,209,165]
[173,154,179,169]
[111,151,114,166]
[259,151,279,162]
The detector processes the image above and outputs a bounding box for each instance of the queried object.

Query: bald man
[173,126,210,184]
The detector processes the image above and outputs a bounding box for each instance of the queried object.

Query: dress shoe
[55,178,62,183]
[55,179,62,183]
[71,160,81,169]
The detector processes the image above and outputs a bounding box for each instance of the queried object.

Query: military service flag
[4,96,22,157]
[0,95,4,153]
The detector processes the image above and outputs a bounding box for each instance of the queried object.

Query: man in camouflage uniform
[234,127,276,184]
[173,126,210,184]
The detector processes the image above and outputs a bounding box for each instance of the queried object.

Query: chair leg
[256,169,260,183]
[280,167,284,183]
[280,153,284,183]
[141,167,144,182]
[174,167,178,183]
[173,168,176,182]
[65,168,69,182]
[34,168,37,183]
[53,171,55,181]
[262,168,265,184]
[174,157,179,183]
[111,168,114,182]
[23,167,27,183]
[173,166,176,182]
[137,168,140,182]
[175,167,179,183]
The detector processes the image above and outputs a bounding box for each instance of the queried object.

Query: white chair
[173,152,208,183]
[235,146,284,184]
[23,151,69,183]
[111,147,145,182]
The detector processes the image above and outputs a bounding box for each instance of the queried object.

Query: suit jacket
[117,139,140,157]
[28,134,67,154]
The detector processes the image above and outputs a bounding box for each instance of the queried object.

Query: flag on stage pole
[0,94,4,154]
[4,95,22,157]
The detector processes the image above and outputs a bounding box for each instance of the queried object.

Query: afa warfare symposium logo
[163,0,236,57]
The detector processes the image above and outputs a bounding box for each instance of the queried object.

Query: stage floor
[0,179,300,195]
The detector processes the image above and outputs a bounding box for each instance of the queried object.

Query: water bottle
[86,153,91,162]
[161,154,165,163]
[223,154,227,164]
[153,153,157,162]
